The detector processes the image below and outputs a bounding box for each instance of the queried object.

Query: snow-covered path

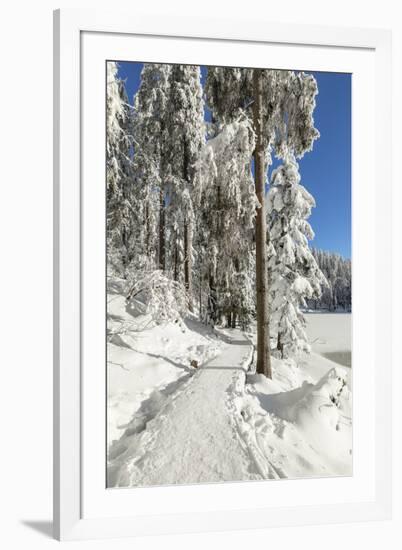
[108,329,262,487]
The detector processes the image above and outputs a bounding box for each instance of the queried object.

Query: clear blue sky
[116,62,351,259]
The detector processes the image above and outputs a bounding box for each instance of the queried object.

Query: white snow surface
[107,284,352,487]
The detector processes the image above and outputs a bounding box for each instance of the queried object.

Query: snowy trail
[108,329,263,487]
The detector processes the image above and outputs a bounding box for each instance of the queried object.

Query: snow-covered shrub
[126,270,188,325]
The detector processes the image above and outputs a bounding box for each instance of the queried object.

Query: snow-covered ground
[107,282,352,487]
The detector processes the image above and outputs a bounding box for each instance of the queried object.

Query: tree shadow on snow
[252,380,313,420]
[128,347,192,371]
[200,365,250,373]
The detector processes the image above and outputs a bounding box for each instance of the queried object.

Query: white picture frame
[53,8,392,541]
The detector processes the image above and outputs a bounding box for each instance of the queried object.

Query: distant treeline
[307,248,351,312]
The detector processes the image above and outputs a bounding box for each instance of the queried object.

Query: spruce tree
[132,63,171,271]
[267,152,326,358]
[106,62,134,274]
[198,119,257,327]
[164,65,205,310]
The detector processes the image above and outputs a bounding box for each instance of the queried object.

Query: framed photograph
[53,8,392,541]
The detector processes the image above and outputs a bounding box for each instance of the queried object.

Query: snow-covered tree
[197,119,257,327]
[267,152,326,358]
[132,63,171,271]
[106,62,125,195]
[205,67,320,376]
[205,68,319,155]
[163,65,205,310]
[106,62,134,274]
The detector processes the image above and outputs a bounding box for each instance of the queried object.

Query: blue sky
[116,62,351,258]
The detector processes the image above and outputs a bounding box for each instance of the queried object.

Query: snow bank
[233,360,352,479]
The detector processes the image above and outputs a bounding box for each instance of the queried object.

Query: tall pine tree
[132,63,171,271]
[205,67,319,377]
[164,65,205,310]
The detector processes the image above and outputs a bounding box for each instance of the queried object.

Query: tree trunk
[199,272,202,322]
[144,202,150,267]
[182,136,194,312]
[158,189,165,271]
[277,332,284,359]
[253,68,272,379]
[208,270,217,325]
[121,226,127,270]
[184,219,193,312]
[231,312,237,329]
[173,238,178,282]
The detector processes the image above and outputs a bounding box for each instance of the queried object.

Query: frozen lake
[304,313,351,368]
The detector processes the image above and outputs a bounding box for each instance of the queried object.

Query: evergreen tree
[267,152,326,358]
[197,119,257,327]
[205,67,319,377]
[106,62,134,274]
[132,63,171,271]
[106,62,125,195]
[164,65,205,310]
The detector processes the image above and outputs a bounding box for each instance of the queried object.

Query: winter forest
[106,62,352,488]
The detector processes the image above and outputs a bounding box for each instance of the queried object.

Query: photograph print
[106,61,352,488]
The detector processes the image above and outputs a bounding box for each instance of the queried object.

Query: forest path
[108,329,264,487]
